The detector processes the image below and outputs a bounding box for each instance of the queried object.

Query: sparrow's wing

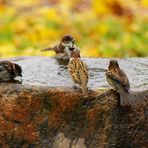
[68,59,88,85]
[41,45,58,52]
[0,63,12,81]
[68,59,81,83]
[0,61,13,74]
[42,44,65,54]
[0,61,18,79]
[79,60,89,84]
[107,69,129,87]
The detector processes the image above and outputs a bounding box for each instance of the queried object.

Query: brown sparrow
[68,49,89,96]
[0,61,22,82]
[106,59,135,106]
[41,35,80,59]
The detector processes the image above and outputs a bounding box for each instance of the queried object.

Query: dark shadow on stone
[0,79,22,84]
[55,58,69,66]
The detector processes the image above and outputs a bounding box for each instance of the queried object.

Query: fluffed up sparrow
[0,61,22,82]
[41,35,80,60]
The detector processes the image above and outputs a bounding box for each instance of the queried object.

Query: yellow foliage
[123,34,131,45]
[39,7,61,23]
[81,48,100,57]
[96,23,109,35]
[92,0,109,15]
[11,18,28,34]
[12,0,40,7]
[0,44,18,57]
[141,0,148,7]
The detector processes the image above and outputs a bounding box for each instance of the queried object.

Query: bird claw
[73,85,80,90]
[109,88,117,93]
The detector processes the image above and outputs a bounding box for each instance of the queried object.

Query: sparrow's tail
[79,68,88,97]
[119,89,148,106]
[41,47,53,52]
[81,85,88,97]
[119,89,136,106]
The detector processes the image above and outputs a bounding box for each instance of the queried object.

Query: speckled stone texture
[0,57,148,148]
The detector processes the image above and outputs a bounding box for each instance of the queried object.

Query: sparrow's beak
[69,47,75,51]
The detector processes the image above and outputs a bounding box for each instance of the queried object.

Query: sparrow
[0,61,22,82]
[68,49,89,96]
[41,35,80,60]
[106,59,135,106]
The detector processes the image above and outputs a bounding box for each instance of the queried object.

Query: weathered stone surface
[0,57,148,148]
[8,56,148,90]
[0,84,147,148]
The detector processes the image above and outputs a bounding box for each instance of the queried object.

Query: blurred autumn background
[0,0,147,58]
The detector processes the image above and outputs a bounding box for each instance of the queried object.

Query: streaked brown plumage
[0,61,22,82]
[68,50,89,96]
[41,35,80,59]
[106,59,148,106]
[106,59,135,106]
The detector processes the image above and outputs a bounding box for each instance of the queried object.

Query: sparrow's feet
[73,85,80,90]
[109,88,116,93]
